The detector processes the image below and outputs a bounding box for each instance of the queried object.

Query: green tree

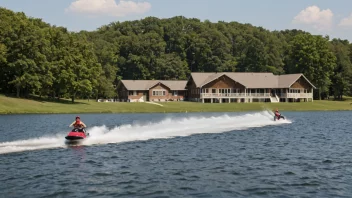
[1,7,350,101]
[330,39,352,100]
[287,34,336,100]
[155,53,189,80]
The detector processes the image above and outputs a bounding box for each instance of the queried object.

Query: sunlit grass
[0,95,351,114]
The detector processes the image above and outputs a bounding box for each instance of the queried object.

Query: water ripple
[1,111,352,197]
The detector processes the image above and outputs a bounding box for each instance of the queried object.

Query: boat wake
[0,111,292,154]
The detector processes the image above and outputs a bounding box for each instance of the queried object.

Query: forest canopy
[0,7,351,101]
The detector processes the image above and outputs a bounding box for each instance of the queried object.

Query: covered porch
[199,88,272,103]
[280,88,314,102]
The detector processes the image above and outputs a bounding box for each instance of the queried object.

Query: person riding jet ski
[274,109,285,120]
[69,116,87,133]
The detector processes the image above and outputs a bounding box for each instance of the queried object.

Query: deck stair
[270,94,279,103]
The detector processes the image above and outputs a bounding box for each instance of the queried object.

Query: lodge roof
[119,72,316,91]
[120,80,188,91]
[190,72,316,89]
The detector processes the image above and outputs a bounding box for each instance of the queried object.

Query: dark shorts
[72,128,85,133]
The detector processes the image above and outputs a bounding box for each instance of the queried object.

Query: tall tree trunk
[24,87,29,98]
[56,90,60,101]
[16,84,20,98]
[71,92,76,103]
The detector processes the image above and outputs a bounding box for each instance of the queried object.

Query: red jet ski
[274,114,285,121]
[65,128,89,140]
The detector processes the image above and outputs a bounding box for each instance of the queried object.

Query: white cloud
[66,0,151,17]
[292,5,333,31]
[339,14,352,27]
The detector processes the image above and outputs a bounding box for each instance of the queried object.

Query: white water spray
[0,111,291,154]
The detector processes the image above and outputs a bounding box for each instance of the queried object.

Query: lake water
[1,111,352,197]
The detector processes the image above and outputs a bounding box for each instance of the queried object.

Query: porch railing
[282,93,313,98]
[248,93,271,97]
[201,93,245,98]
[200,93,271,98]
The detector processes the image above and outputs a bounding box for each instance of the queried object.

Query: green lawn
[0,95,351,114]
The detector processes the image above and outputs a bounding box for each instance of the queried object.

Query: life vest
[74,121,83,128]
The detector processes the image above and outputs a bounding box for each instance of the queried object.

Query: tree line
[0,8,351,101]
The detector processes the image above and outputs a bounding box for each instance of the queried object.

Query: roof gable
[278,74,316,89]
[200,73,246,88]
[200,73,227,87]
[290,74,316,89]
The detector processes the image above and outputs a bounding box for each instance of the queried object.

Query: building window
[129,91,137,96]
[201,89,208,93]
[290,89,300,93]
[173,91,178,96]
[152,90,166,96]
[232,89,239,93]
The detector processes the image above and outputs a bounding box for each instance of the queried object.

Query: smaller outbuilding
[117,80,187,102]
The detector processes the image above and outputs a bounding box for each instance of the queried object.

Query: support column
[311,88,313,102]
[245,89,247,103]
[229,98,231,103]
[211,98,213,103]
[202,98,204,103]
[219,98,222,103]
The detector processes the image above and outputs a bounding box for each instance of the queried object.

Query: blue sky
[1,0,352,40]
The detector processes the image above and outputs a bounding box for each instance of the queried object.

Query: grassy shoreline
[1,95,351,114]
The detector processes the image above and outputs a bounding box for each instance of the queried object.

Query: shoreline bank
[1,95,352,114]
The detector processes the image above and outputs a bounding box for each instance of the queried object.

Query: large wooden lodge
[117,72,316,103]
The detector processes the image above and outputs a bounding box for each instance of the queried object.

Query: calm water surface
[1,111,352,198]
